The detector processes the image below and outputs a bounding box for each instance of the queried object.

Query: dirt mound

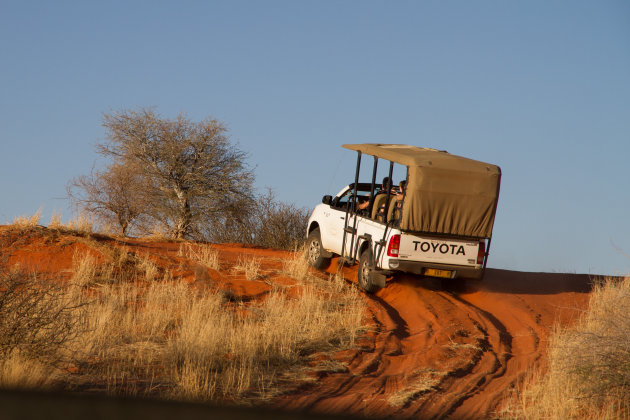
[0,226,592,419]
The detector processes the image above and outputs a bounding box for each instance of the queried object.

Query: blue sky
[1,1,629,275]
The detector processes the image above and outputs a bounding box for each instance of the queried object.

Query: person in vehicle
[385,177,395,191]
[357,196,370,211]
[356,177,391,212]
[374,177,395,220]
[396,180,406,202]
[388,180,406,220]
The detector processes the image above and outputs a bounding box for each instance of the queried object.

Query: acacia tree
[97,108,254,239]
[67,162,149,236]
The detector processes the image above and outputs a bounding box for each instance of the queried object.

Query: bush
[0,267,85,371]
[206,189,310,250]
[250,189,310,250]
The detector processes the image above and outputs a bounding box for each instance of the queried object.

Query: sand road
[277,261,592,419]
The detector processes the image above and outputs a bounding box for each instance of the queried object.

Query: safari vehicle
[305,144,501,292]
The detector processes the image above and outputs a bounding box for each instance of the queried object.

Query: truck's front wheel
[306,228,331,270]
[358,247,380,293]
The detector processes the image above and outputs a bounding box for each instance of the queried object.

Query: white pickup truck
[305,144,501,292]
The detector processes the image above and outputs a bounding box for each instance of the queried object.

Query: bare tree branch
[67,162,150,236]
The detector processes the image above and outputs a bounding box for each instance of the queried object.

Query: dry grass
[49,211,63,229]
[0,352,57,389]
[0,245,367,403]
[71,250,99,286]
[388,368,445,408]
[170,271,366,400]
[137,256,159,281]
[179,243,220,270]
[232,256,262,281]
[282,248,310,281]
[64,212,94,234]
[12,209,42,228]
[500,275,630,419]
[76,278,191,396]
[71,247,159,286]
[11,210,95,234]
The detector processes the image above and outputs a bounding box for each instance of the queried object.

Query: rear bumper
[386,259,484,280]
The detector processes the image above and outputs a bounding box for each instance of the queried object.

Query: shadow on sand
[392,268,601,296]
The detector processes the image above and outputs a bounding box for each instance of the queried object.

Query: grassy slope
[500,275,630,419]
[0,224,367,404]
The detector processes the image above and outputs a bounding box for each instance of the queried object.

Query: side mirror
[322,195,332,205]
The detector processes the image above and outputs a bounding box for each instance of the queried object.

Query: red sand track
[276,262,592,419]
[0,227,593,419]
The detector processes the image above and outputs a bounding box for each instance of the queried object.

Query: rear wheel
[358,247,379,293]
[306,228,331,270]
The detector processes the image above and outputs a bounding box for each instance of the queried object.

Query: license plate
[398,235,479,266]
[424,268,454,279]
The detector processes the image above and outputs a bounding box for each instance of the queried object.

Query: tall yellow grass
[11,209,42,228]
[64,212,94,234]
[232,256,262,281]
[0,248,366,403]
[49,211,63,229]
[71,250,99,286]
[0,352,56,389]
[179,243,220,270]
[500,275,630,419]
[47,211,94,234]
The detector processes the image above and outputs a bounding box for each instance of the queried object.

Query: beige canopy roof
[342,144,501,238]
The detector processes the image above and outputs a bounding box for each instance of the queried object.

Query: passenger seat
[371,194,387,220]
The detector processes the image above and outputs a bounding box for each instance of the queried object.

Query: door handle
[339,217,344,220]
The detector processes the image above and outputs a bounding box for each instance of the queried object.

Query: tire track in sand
[275,266,591,419]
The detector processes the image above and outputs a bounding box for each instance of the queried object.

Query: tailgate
[398,234,480,266]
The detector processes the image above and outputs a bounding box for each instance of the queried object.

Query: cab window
[332,188,370,212]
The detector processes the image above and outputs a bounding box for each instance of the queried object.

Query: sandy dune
[0,226,593,419]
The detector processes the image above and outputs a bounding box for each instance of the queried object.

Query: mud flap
[368,271,387,288]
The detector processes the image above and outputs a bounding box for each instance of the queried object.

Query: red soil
[0,226,593,419]
[276,263,592,419]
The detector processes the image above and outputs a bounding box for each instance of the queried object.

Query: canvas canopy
[342,144,501,238]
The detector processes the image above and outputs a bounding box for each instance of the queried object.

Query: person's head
[382,177,391,190]
[399,180,407,193]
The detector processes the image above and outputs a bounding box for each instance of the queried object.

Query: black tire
[358,247,379,293]
[306,228,331,270]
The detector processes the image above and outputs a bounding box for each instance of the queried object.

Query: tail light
[387,234,401,257]
[477,241,486,265]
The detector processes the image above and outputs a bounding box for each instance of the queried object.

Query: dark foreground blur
[0,389,368,420]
